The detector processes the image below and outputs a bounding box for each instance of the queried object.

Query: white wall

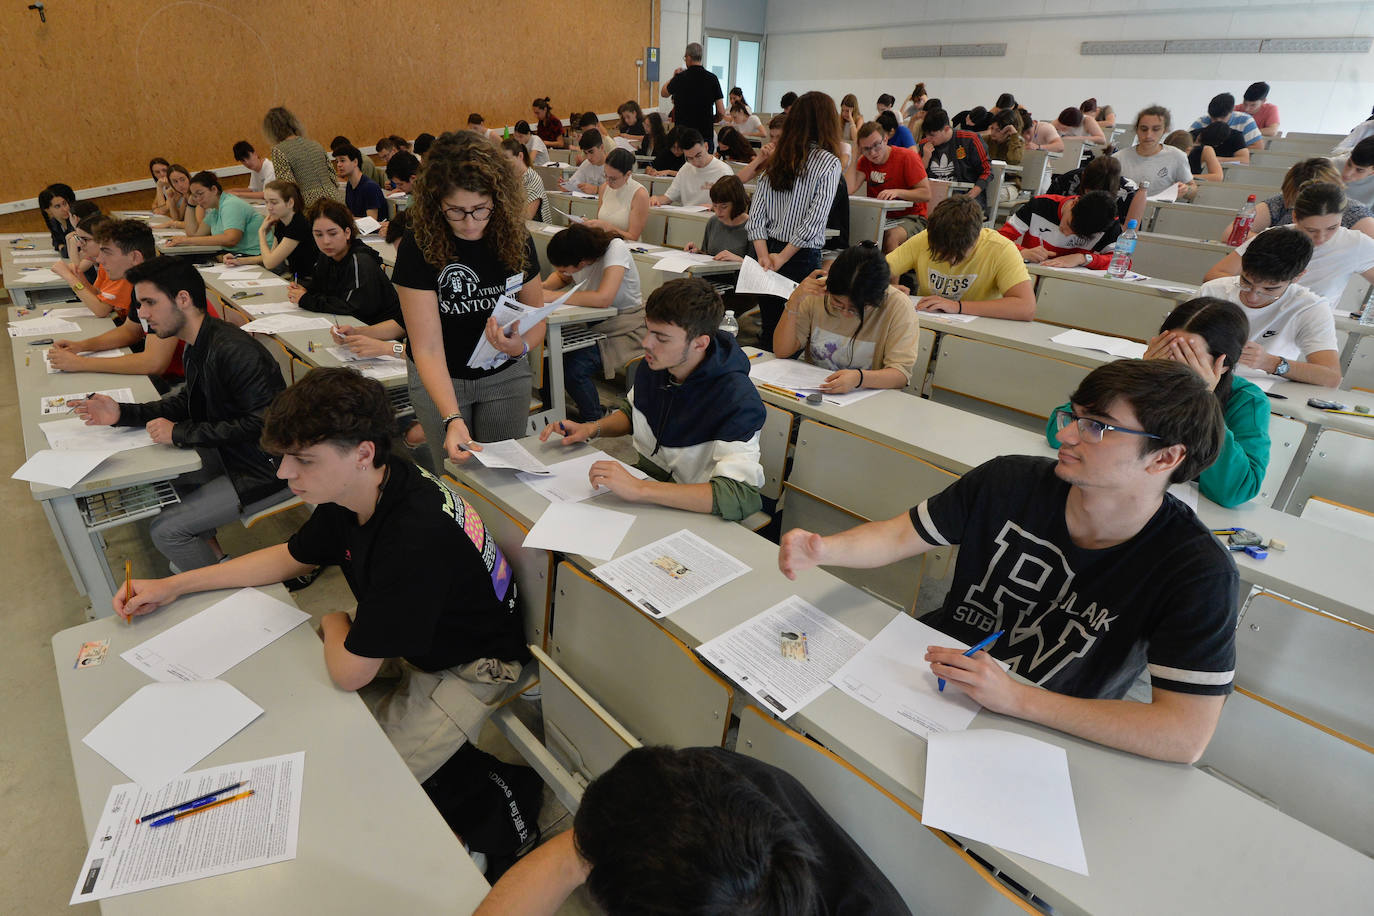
[705,0,766,35]
[761,0,1374,136]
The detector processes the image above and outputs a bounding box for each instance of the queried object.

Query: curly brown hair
[410,131,527,272]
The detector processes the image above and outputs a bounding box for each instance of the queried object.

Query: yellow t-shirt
[886,228,1029,302]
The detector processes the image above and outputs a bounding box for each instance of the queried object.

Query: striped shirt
[747,147,843,249]
[1188,111,1262,147]
[521,167,552,222]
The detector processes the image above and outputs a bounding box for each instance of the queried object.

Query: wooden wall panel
[0,0,654,230]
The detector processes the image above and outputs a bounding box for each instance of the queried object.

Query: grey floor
[0,320,604,914]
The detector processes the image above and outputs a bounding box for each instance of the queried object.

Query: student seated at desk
[684,174,751,261]
[573,112,615,160]
[982,109,1025,167]
[286,199,401,326]
[414,132,436,160]
[716,126,754,164]
[774,242,920,392]
[918,109,991,216]
[499,139,551,222]
[885,196,1037,320]
[73,256,287,572]
[1019,108,1065,154]
[1187,92,1261,155]
[475,746,908,916]
[229,140,275,200]
[224,179,320,282]
[162,164,193,227]
[53,214,130,318]
[1114,106,1195,201]
[113,367,527,782]
[728,100,767,140]
[39,182,78,257]
[532,96,566,149]
[876,109,916,150]
[48,219,188,379]
[163,171,264,255]
[1199,228,1342,388]
[543,223,646,419]
[331,134,387,187]
[998,190,1121,268]
[1051,106,1107,147]
[645,127,686,176]
[615,100,646,148]
[1205,182,1374,313]
[1247,158,1374,238]
[846,120,932,253]
[149,157,172,214]
[650,129,733,209]
[541,278,766,520]
[1048,155,1145,227]
[1046,297,1270,507]
[63,201,101,278]
[333,145,387,222]
[638,111,669,161]
[385,150,421,198]
[569,131,608,194]
[512,120,551,167]
[1179,125,1228,182]
[781,358,1240,764]
[587,149,649,241]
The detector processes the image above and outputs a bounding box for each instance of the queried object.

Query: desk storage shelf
[78,481,180,532]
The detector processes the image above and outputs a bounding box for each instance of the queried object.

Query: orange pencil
[122,559,133,625]
[147,790,255,827]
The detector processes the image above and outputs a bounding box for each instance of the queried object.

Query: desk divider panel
[549,562,733,749]
[1128,233,1231,285]
[1258,414,1307,508]
[736,707,1043,915]
[1034,277,1176,341]
[1147,202,1234,242]
[664,213,709,249]
[931,335,1092,421]
[1194,182,1284,211]
[1284,427,1374,515]
[908,326,937,395]
[1341,331,1374,391]
[759,402,795,502]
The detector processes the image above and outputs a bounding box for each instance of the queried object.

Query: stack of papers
[358,362,408,380]
[735,257,799,298]
[467,284,581,370]
[8,315,82,337]
[653,250,723,274]
[40,417,155,452]
[470,438,552,474]
[239,314,334,335]
[517,449,648,503]
[592,529,750,618]
[1049,329,1148,359]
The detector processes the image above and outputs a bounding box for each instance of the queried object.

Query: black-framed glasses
[1052,407,1160,444]
[443,204,494,223]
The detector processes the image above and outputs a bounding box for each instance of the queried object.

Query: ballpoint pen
[938,630,1005,692]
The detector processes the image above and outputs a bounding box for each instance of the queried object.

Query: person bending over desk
[475,746,909,916]
[780,359,1239,763]
[846,120,932,253]
[649,128,734,209]
[286,199,401,327]
[224,179,320,282]
[113,368,527,782]
[773,242,920,393]
[683,175,751,260]
[885,196,1037,320]
[163,171,264,256]
[385,150,421,197]
[1198,228,1343,388]
[542,277,766,521]
[73,256,287,572]
[1046,297,1270,508]
[998,190,1121,268]
[569,131,607,195]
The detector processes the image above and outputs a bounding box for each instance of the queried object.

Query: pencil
[148,789,255,827]
[123,559,132,625]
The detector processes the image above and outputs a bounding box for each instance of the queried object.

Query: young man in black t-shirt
[115,368,528,781]
[475,746,910,915]
[779,360,1239,764]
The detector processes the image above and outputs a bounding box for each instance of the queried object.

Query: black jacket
[116,316,287,506]
[299,240,401,326]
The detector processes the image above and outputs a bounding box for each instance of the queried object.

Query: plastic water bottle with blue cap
[1106,219,1138,279]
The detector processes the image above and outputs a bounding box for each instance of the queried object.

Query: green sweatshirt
[1045,373,1271,508]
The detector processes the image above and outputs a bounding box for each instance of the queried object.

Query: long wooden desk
[2,234,71,306]
[52,586,489,914]
[9,306,201,615]
[446,437,1374,916]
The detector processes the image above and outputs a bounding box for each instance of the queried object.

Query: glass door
[704,31,765,113]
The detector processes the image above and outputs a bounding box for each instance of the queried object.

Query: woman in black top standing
[391,132,545,467]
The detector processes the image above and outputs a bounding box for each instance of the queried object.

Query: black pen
[1264,391,1288,400]
[135,780,249,824]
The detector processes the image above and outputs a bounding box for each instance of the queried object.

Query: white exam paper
[70,751,304,903]
[227,277,289,289]
[523,501,637,560]
[121,588,310,682]
[239,314,333,334]
[918,311,979,324]
[82,680,264,789]
[736,256,799,298]
[40,387,135,415]
[749,358,883,406]
[830,614,1006,738]
[1147,183,1180,202]
[466,285,581,370]
[8,315,82,336]
[592,529,750,617]
[216,266,262,280]
[354,216,382,235]
[696,596,868,718]
[43,347,124,373]
[653,251,722,274]
[470,438,553,474]
[12,267,64,284]
[358,362,408,380]
[516,449,648,503]
[11,448,120,489]
[40,417,156,453]
[44,306,97,319]
[240,301,305,317]
[1050,328,1148,359]
[922,729,1088,875]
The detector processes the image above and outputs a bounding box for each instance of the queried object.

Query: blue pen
[938,630,1005,693]
[136,780,248,823]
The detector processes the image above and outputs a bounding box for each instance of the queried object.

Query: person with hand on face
[224,180,320,282]
[886,196,1037,319]
[780,358,1239,764]
[39,182,79,257]
[542,223,647,420]
[650,128,734,209]
[684,175,751,261]
[1199,227,1342,388]
[1114,105,1195,201]
[584,149,650,241]
[286,199,402,333]
[839,93,865,143]
[1045,297,1269,508]
[161,165,193,228]
[998,190,1122,268]
[164,171,264,255]
[229,140,276,200]
[773,242,920,393]
[112,367,527,782]
[845,121,931,253]
[149,158,173,214]
[73,256,287,572]
[392,132,545,470]
[539,278,765,520]
[52,214,128,318]
[569,130,608,195]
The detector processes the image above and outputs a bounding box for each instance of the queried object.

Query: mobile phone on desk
[1307,397,1345,410]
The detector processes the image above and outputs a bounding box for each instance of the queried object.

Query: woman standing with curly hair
[262,106,343,209]
[392,132,546,467]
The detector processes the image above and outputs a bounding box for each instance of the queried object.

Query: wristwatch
[392,342,405,358]
[1272,357,1290,377]
[72,281,85,291]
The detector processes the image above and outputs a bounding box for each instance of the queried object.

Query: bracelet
[591,421,601,440]
[856,368,865,388]
[441,412,463,430]
[957,300,963,314]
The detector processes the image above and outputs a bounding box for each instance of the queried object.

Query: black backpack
[421,743,546,880]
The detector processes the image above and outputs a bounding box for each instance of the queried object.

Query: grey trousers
[408,358,532,472]
[151,454,243,572]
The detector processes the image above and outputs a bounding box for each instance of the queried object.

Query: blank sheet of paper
[523,501,637,560]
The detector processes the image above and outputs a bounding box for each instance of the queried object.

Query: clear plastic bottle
[1360,299,1374,327]
[1226,195,1258,247]
[719,309,739,336]
[1106,219,1138,279]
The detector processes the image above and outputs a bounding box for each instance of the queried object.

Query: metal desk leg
[48,494,117,617]
[10,287,30,307]
[40,498,84,595]
[547,323,567,422]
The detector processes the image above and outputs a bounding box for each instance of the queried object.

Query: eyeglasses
[443,204,494,223]
[1237,275,1287,302]
[1052,408,1160,444]
[859,138,886,154]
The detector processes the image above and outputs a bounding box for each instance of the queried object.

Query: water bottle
[719,309,739,336]
[1360,298,1374,327]
[1226,195,1257,247]
[1106,219,1138,279]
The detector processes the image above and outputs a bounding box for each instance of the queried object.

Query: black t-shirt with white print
[390,229,526,380]
[909,456,1238,700]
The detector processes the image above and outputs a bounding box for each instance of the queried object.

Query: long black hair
[825,241,892,359]
[1159,297,1249,411]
